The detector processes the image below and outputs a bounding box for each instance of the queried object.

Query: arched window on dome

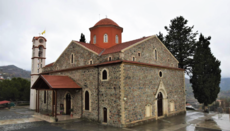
[115,35,119,44]
[93,35,96,44]
[104,34,108,43]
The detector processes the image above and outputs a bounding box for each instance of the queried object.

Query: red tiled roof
[44,62,54,68]
[32,36,47,42]
[42,75,81,89]
[75,41,104,54]
[0,100,10,105]
[32,75,81,89]
[102,36,151,55]
[94,18,119,27]
[0,78,4,80]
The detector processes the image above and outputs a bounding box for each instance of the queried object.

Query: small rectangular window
[41,64,42,68]
[90,61,93,65]
[138,53,141,57]
[38,64,39,68]
[133,57,135,61]
[38,69,39,73]
[109,57,112,61]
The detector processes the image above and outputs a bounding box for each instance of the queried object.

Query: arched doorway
[157,92,163,117]
[103,107,107,123]
[66,93,71,115]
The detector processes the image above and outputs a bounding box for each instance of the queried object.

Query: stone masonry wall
[42,41,121,73]
[123,63,185,124]
[55,89,82,117]
[49,63,122,127]
[51,67,98,120]
[123,36,178,68]
[38,90,52,114]
[98,64,121,127]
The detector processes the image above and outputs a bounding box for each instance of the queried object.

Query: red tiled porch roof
[32,75,81,89]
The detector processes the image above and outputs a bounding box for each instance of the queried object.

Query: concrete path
[1,106,230,131]
[0,117,42,126]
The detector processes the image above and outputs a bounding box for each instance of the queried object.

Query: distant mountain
[219,78,230,91]
[0,65,30,79]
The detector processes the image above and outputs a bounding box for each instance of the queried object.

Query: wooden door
[66,94,71,115]
[157,92,163,116]
[103,107,107,123]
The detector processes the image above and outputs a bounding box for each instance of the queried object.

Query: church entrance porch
[31,75,82,121]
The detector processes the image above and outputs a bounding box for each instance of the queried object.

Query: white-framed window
[93,35,96,44]
[108,56,112,61]
[132,57,135,61]
[89,59,93,65]
[115,35,119,44]
[159,70,163,78]
[101,68,109,81]
[104,34,108,43]
[83,89,91,112]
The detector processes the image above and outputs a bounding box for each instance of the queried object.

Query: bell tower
[30,36,47,110]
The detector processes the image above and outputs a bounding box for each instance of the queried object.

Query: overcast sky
[0,0,229,78]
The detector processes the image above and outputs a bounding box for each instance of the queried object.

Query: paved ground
[0,106,230,131]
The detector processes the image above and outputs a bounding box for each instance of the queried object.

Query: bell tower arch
[30,36,47,110]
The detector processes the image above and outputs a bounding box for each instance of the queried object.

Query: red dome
[94,18,119,27]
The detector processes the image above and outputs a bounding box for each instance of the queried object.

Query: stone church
[30,18,185,127]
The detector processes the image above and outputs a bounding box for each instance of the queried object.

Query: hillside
[0,65,30,79]
[219,78,230,91]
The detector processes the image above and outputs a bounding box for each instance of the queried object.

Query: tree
[157,16,198,75]
[190,34,221,111]
[0,78,30,101]
[79,33,86,43]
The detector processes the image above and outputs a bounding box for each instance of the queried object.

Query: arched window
[38,46,43,57]
[104,34,108,43]
[102,70,107,80]
[85,91,89,110]
[115,35,119,44]
[93,35,96,44]
[155,49,157,60]
[44,91,46,103]
[103,107,107,123]
[71,54,74,64]
[133,57,135,61]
